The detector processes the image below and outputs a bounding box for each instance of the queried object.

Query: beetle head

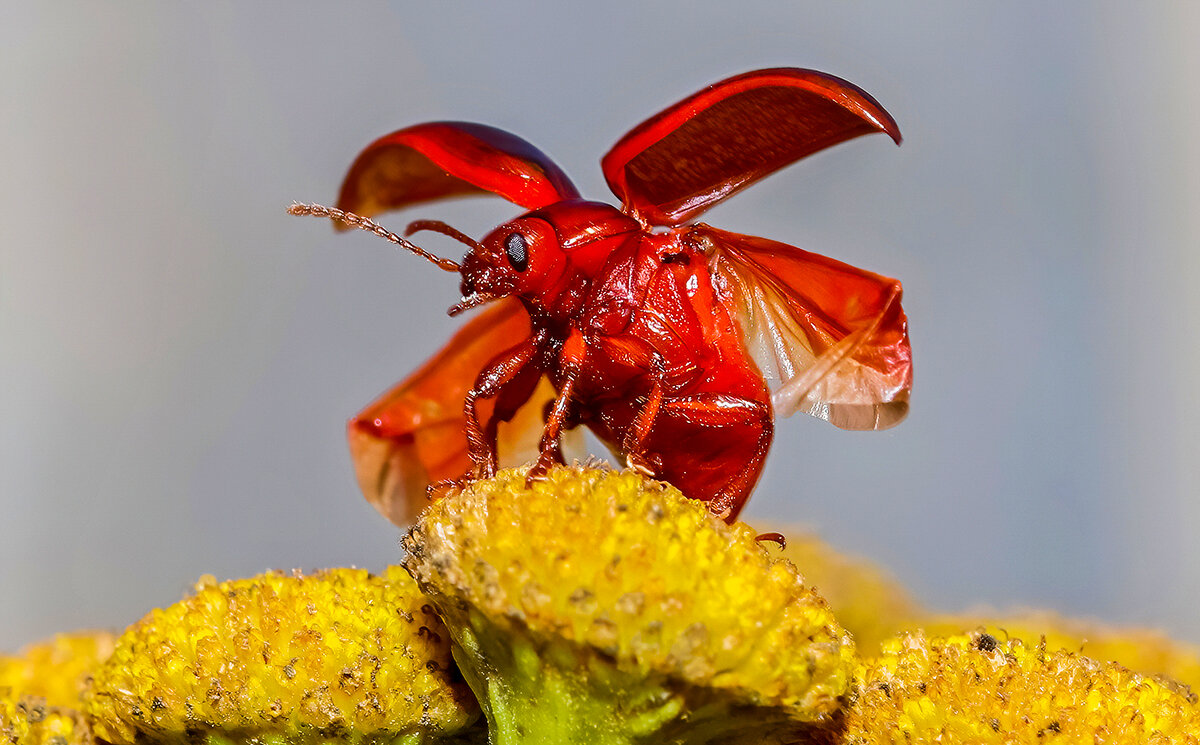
[457,201,638,317]
[454,215,568,315]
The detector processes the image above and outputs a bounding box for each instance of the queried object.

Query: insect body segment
[306,68,911,524]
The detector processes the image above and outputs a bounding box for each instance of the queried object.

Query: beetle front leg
[463,333,543,479]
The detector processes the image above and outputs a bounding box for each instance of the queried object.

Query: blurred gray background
[3,3,1199,647]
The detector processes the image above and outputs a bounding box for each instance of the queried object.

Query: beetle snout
[460,252,515,297]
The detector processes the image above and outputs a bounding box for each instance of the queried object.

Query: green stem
[445,607,810,745]
[454,615,674,745]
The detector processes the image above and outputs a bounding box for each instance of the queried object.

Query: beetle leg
[425,477,462,502]
[653,394,772,520]
[622,353,667,476]
[527,330,587,485]
[536,397,570,465]
[464,331,544,479]
[526,373,577,484]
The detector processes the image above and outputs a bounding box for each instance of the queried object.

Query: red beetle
[293,68,911,524]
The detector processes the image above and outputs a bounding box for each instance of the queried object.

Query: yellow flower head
[1,690,93,745]
[403,465,854,744]
[0,631,116,710]
[843,631,1200,743]
[86,567,478,744]
[918,612,1200,693]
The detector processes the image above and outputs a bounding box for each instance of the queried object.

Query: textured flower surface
[403,465,854,745]
[86,567,479,745]
[0,631,115,710]
[917,613,1200,693]
[1,631,115,745]
[1,691,94,745]
[838,631,1200,744]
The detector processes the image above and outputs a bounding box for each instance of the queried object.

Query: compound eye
[504,232,529,272]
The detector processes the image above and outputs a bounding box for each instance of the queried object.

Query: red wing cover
[603,68,900,226]
[337,121,579,223]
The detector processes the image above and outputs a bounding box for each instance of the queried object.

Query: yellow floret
[1,690,93,745]
[841,631,1200,743]
[87,567,478,744]
[403,465,854,745]
[0,631,116,709]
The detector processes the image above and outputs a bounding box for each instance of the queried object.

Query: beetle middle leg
[621,352,668,476]
[526,329,588,485]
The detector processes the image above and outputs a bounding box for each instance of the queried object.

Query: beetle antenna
[405,219,484,252]
[288,202,461,273]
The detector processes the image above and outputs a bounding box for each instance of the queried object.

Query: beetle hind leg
[707,412,772,519]
[642,392,773,521]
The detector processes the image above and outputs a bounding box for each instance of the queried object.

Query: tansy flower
[917,612,1200,693]
[402,465,854,745]
[86,567,479,744]
[0,631,116,710]
[1,631,115,745]
[1,691,93,745]
[838,631,1200,743]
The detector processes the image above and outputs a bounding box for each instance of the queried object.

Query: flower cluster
[1,694,92,745]
[5,466,1199,744]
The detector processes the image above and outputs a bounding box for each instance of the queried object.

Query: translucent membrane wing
[336,121,579,224]
[696,225,911,430]
[602,68,901,226]
[348,298,553,526]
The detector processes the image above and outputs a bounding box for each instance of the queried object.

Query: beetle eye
[504,232,529,272]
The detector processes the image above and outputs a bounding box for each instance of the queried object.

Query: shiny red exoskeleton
[297,68,912,525]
